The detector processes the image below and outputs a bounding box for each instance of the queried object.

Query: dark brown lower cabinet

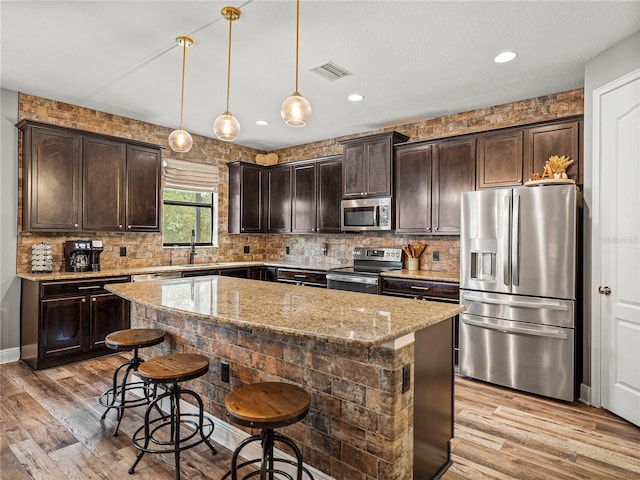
[21,276,130,370]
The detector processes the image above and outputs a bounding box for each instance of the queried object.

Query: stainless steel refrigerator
[459,184,578,401]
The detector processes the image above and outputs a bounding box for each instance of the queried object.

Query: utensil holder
[407,258,419,271]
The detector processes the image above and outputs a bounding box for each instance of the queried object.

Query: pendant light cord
[179,39,188,130]
[294,0,300,94]
[225,15,233,114]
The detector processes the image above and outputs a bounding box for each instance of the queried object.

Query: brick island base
[132,304,453,480]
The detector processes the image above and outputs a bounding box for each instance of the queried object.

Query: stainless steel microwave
[341,197,392,231]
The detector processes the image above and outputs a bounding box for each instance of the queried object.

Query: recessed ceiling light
[494,51,517,63]
[348,93,364,102]
[255,120,269,126]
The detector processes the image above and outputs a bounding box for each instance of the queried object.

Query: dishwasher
[131,272,182,282]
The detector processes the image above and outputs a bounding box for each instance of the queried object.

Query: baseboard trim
[131,375,333,480]
[579,383,591,405]
[0,347,20,365]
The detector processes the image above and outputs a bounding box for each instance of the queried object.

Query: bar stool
[222,382,314,480]
[99,328,166,436]
[128,353,216,480]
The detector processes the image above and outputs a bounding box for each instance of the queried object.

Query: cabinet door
[89,293,129,349]
[433,138,476,234]
[365,137,393,196]
[265,165,291,232]
[476,130,523,189]
[292,163,317,233]
[82,137,126,230]
[342,143,366,197]
[41,296,86,357]
[24,127,81,231]
[228,163,264,234]
[316,157,343,233]
[524,121,579,182]
[395,143,433,233]
[126,145,161,231]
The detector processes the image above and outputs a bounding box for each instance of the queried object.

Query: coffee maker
[64,240,103,272]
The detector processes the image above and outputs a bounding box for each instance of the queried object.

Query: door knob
[598,286,611,295]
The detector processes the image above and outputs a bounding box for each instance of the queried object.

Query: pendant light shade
[169,36,193,153]
[281,0,311,127]
[214,7,240,142]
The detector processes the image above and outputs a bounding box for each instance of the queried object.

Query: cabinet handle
[119,224,123,229]
[410,286,430,291]
[74,223,79,228]
[92,297,97,302]
[294,274,308,278]
[78,286,101,290]
[81,298,86,303]
[127,225,132,229]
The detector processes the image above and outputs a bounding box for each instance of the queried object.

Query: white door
[594,68,640,426]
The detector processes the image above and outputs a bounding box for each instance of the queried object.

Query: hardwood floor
[1,355,639,479]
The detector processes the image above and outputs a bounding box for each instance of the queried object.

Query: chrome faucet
[189,229,197,264]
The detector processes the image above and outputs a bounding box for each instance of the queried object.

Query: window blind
[163,158,219,193]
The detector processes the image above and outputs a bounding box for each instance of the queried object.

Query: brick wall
[16,89,583,274]
[133,304,415,480]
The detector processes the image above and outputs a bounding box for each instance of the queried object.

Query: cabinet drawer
[381,277,459,301]
[41,276,129,298]
[276,269,327,286]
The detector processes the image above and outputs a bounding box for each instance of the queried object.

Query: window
[163,188,218,246]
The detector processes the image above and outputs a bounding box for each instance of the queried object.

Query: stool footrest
[99,381,155,410]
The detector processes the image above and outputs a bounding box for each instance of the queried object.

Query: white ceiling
[2,1,639,151]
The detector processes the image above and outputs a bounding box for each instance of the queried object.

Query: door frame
[590,66,640,408]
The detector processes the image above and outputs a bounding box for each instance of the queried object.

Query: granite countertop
[106,276,464,348]
[16,261,344,282]
[381,270,460,283]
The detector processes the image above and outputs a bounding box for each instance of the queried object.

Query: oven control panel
[352,247,402,261]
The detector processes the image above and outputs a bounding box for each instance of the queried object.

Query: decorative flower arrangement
[545,155,575,174]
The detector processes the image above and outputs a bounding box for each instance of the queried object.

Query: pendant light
[281,0,312,127]
[168,36,194,153]
[213,7,241,142]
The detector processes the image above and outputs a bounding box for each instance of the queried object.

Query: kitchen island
[106,276,464,480]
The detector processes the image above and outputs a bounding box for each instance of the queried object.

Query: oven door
[326,273,380,294]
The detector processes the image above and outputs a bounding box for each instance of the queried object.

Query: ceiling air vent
[310,61,353,81]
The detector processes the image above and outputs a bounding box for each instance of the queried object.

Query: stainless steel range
[326,247,402,294]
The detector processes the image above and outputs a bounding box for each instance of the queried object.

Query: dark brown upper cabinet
[315,156,343,233]
[291,156,343,234]
[524,120,580,183]
[476,130,524,189]
[125,145,162,231]
[292,163,316,233]
[228,162,264,234]
[394,137,475,235]
[265,164,292,233]
[433,138,476,234]
[82,137,126,231]
[21,125,82,231]
[394,143,433,233]
[341,132,408,198]
[18,121,162,233]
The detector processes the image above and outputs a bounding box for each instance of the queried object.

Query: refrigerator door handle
[461,293,569,311]
[502,194,511,286]
[511,193,520,286]
[461,316,568,339]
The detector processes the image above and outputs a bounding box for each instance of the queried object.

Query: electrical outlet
[285,246,290,255]
[119,246,127,257]
[402,364,411,394]
[433,250,440,261]
[243,246,250,254]
[221,361,230,383]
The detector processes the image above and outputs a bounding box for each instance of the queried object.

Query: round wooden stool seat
[99,328,165,436]
[226,382,310,429]
[137,353,210,384]
[105,328,165,350]
[129,353,216,480]
[223,382,314,480]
